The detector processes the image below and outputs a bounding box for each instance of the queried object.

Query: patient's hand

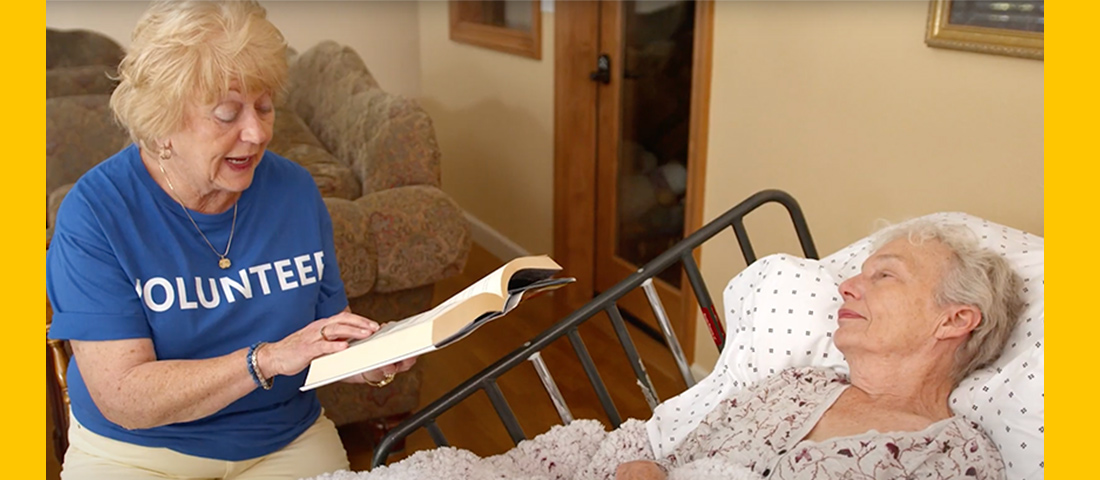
[615,460,667,480]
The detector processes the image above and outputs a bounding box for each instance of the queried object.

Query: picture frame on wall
[925,0,1043,60]
[449,0,542,59]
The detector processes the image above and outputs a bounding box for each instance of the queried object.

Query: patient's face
[833,238,957,359]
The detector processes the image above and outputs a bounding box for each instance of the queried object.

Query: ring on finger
[320,325,333,342]
[363,371,396,388]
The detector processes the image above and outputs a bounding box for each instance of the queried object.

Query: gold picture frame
[925,0,1043,60]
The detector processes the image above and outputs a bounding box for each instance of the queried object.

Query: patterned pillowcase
[722,254,848,387]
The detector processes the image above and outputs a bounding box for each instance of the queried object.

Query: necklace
[157,160,237,269]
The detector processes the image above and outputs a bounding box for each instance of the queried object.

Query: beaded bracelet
[247,342,273,390]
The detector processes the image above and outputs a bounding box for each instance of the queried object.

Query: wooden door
[554,1,713,358]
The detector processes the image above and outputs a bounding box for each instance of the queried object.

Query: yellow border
[1049,0,1086,475]
[13,2,42,478]
[35,1,1059,477]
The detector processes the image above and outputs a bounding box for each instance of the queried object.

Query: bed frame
[371,189,819,467]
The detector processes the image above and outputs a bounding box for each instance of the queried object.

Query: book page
[436,277,574,347]
[348,265,509,347]
[430,262,507,315]
[450,263,508,301]
[348,310,431,346]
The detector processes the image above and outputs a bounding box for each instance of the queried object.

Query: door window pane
[615,0,695,286]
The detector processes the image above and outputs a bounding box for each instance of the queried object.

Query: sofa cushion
[268,107,327,154]
[354,186,471,293]
[47,65,119,98]
[283,144,361,200]
[267,107,363,200]
[46,95,130,196]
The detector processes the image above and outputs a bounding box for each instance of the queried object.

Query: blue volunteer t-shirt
[47,144,349,461]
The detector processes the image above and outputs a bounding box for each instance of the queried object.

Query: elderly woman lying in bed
[313,220,1023,480]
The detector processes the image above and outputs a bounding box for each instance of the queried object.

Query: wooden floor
[46,243,690,477]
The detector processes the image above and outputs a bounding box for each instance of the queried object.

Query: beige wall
[691,1,1044,369]
[46,1,421,97]
[417,2,555,255]
[46,1,144,43]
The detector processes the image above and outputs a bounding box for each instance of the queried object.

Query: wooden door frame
[553,0,715,362]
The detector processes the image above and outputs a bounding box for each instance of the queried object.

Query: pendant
[219,257,231,269]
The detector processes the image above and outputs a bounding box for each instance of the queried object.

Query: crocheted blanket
[304,419,758,480]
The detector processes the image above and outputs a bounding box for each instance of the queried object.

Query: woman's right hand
[259,309,380,378]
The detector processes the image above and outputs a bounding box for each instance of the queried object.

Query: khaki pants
[61,412,350,480]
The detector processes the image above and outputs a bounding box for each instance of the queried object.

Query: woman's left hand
[352,356,417,385]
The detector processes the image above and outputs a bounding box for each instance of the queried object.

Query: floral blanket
[306,368,1004,480]
[304,419,757,480]
[662,368,1005,479]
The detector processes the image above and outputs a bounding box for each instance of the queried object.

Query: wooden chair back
[46,238,71,464]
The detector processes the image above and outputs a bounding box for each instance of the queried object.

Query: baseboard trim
[465,211,530,262]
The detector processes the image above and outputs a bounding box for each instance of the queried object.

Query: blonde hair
[874,221,1025,384]
[110,0,287,149]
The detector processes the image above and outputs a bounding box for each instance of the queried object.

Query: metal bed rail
[371,189,818,467]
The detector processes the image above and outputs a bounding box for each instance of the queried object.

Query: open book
[301,255,574,391]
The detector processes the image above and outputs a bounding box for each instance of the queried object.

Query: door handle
[590,54,611,85]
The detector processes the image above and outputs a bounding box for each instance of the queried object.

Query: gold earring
[159,145,172,161]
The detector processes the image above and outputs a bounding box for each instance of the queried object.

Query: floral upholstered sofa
[45,28,471,455]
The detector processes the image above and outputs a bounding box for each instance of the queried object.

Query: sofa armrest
[356,186,470,293]
[286,41,442,195]
[47,28,124,70]
[47,65,119,98]
[325,197,378,299]
[345,92,442,195]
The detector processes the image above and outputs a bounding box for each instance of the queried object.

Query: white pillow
[722,254,849,385]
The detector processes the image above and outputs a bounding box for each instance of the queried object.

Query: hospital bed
[366,189,1045,480]
[369,189,817,466]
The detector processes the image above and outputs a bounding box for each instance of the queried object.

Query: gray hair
[873,220,1025,384]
